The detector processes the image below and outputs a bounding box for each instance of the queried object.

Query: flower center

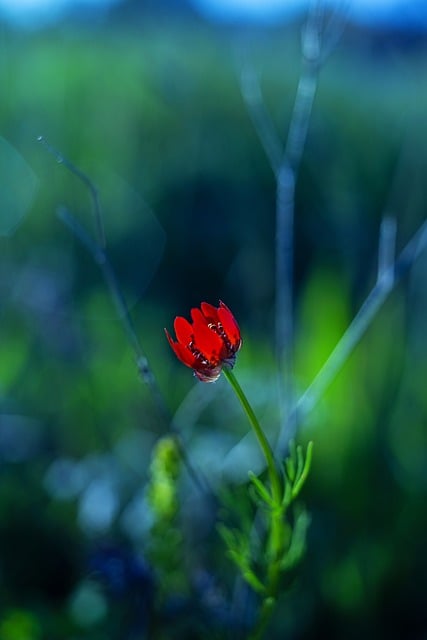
[207,321,235,355]
[188,340,217,368]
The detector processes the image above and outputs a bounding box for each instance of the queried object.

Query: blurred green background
[0,5,427,639]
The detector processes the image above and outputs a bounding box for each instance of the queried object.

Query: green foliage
[0,610,41,640]
[145,436,187,598]
[283,440,314,505]
[219,442,313,608]
[146,435,181,520]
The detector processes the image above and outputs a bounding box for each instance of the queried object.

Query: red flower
[165,301,242,382]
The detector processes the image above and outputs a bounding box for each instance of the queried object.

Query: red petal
[190,307,209,326]
[218,301,241,350]
[173,316,193,346]
[200,302,220,323]
[165,329,198,368]
[173,342,199,368]
[192,314,225,364]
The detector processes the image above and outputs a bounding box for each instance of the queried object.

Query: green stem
[223,368,281,503]
[223,367,286,640]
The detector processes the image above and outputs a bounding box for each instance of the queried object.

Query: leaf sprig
[219,440,313,599]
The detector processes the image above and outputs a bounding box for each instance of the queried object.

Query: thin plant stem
[377,216,397,285]
[57,207,209,495]
[239,1,347,451]
[239,67,283,174]
[57,206,165,412]
[223,368,281,503]
[223,367,286,639]
[38,139,209,494]
[37,136,106,248]
[275,0,322,430]
[278,217,427,454]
